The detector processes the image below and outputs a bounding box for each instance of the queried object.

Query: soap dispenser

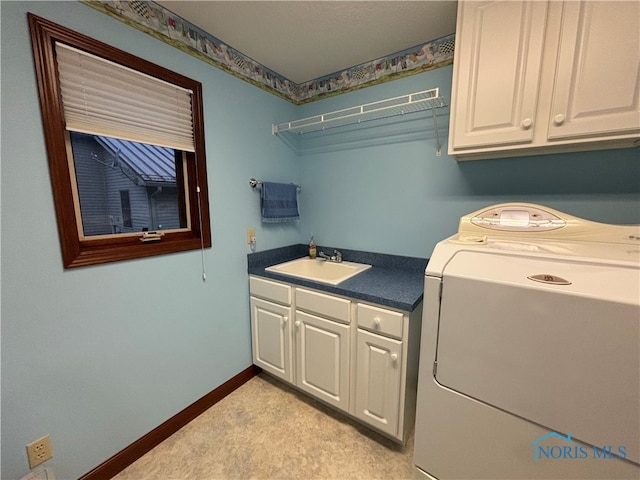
[309,234,317,259]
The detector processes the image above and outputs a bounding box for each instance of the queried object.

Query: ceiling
[156,1,458,84]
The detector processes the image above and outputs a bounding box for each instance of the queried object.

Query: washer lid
[426,203,640,277]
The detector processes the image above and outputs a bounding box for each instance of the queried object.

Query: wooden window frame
[28,13,211,268]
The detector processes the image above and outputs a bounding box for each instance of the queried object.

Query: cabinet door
[251,297,292,383]
[355,329,403,438]
[449,1,549,150]
[548,1,640,140]
[295,311,350,411]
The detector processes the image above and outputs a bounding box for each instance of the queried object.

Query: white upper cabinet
[449,1,549,149]
[548,1,640,140]
[449,0,640,160]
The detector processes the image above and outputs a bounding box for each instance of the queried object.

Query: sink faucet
[318,250,343,263]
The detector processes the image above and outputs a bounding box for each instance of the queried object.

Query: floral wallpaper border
[82,0,454,105]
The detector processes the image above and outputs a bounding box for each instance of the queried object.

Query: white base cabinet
[249,275,422,443]
[355,329,403,437]
[449,0,640,160]
[250,296,293,384]
[354,302,422,440]
[295,310,350,411]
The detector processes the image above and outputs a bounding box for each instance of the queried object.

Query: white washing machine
[414,203,640,480]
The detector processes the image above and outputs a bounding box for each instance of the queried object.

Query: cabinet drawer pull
[521,118,532,129]
[374,317,381,326]
[390,353,398,362]
[553,114,565,125]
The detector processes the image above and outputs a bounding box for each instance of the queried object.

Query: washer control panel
[471,205,566,231]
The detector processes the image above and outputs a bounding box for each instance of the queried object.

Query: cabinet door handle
[294,320,301,327]
[553,114,565,125]
[390,353,398,362]
[282,316,288,324]
[521,118,532,129]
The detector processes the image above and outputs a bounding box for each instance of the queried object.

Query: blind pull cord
[196,184,206,282]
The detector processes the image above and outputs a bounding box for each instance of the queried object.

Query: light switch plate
[247,228,256,244]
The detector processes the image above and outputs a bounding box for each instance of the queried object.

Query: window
[28,14,211,268]
[70,132,186,236]
[120,190,133,229]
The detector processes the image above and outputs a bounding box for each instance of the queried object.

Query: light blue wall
[295,67,640,258]
[1,2,298,479]
[2,2,640,480]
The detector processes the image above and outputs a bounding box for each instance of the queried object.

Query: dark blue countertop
[248,244,427,312]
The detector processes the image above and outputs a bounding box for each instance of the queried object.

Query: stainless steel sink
[265,257,371,285]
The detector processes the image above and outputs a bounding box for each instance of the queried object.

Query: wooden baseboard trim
[79,365,261,480]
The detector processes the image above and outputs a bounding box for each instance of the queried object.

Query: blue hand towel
[260,182,299,223]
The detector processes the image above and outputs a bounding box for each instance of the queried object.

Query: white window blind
[55,42,195,152]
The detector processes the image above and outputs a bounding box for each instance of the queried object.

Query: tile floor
[113,373,415,479]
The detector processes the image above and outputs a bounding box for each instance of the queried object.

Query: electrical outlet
[247,228,256,244]
[26,435,53,469]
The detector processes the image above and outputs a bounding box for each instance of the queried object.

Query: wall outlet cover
[26,435,53,469]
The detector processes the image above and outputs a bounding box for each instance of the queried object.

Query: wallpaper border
[81,1,454,104]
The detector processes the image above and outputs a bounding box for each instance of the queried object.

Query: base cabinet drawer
[250,276,292,305]
[296,287,351,323]
[357,303,404,339]
[355,329,403,437]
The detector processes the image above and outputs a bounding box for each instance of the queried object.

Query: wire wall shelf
[272,88,448,155]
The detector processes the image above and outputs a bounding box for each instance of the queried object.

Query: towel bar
[249,178,301,191]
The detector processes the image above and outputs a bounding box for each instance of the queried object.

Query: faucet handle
[334,250,342,262]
